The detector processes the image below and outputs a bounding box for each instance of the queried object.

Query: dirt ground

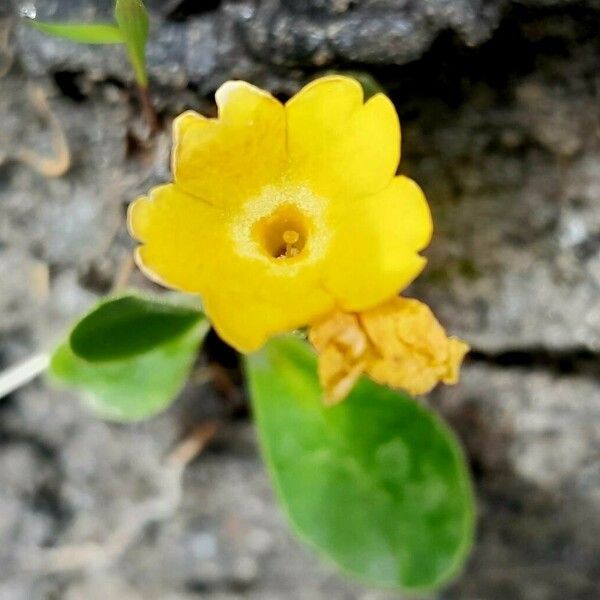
[1,1,600,598]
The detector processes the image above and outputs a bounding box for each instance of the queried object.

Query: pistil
[282,230,301,258]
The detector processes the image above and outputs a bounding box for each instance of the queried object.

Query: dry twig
[0,18,14,78]
[14,87,71,177]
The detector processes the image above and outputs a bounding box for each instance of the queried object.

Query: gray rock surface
[1,0,600,598]
[9,0,600,91]
[408,30,600,351]
[433,364,600,599]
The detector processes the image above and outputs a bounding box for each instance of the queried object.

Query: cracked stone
[431,363,600,598]
[408,31,600,352]
[7,0,599,93]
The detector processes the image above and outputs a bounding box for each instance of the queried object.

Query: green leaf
[245,336,475,591]
[114,0,149,87]
[69,294,203,362]
[50,320,208,422]
[28,21,124,44]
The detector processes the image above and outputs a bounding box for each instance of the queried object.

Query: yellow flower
[309,296,469,405]
[128,76,432,352]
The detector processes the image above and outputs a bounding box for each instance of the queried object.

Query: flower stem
[0,354,50,399]
[137,83,159,134]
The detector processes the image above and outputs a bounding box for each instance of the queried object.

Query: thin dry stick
[0,18,14,78]
[15,86,70,177]
[0,354,50,400]
[23,422,217,574]
[167,421,219,467]
[111,252,135,292]
[25,466,184,574]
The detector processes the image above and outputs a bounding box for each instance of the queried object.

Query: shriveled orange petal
[361,297,469,395]
[309,297,469,403]
[309,312,368,405]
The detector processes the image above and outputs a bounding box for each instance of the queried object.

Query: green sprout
[27,0,157,133]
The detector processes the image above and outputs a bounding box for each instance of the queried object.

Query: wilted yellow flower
[128,76,432,352]
[309,297,469,405]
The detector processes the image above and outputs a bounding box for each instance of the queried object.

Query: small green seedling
[27,0,157,131]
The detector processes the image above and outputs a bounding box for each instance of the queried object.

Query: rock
[408,31,600,352]
[8,0,599,93]
[0,249,48,341]
[0,76,127,267]
[0,74,131,358]
[241,0,502,67]
[431,364,600,599]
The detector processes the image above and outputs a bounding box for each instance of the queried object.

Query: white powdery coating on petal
[231,183,332,276]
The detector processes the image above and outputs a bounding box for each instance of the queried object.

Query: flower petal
[203,280,334,353]
[309,297,469,403]
[309,312,368,406]
[172,81,286,207]
[128,183,225,292]
[286,75,400,199]
[324,175,432,311]
[360,297,470,396]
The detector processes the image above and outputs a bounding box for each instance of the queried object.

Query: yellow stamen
[283,230,300,257]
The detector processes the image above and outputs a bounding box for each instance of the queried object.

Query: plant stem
[137,84,159,134]
[0,354,50,399]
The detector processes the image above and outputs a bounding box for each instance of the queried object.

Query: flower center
[253,204,309,261]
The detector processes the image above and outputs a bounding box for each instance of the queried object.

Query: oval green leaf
[29,21,124,44]
[245,336,475,591]
[69,295,203,362]
[51,320,208,422]
[115,0,149,87]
